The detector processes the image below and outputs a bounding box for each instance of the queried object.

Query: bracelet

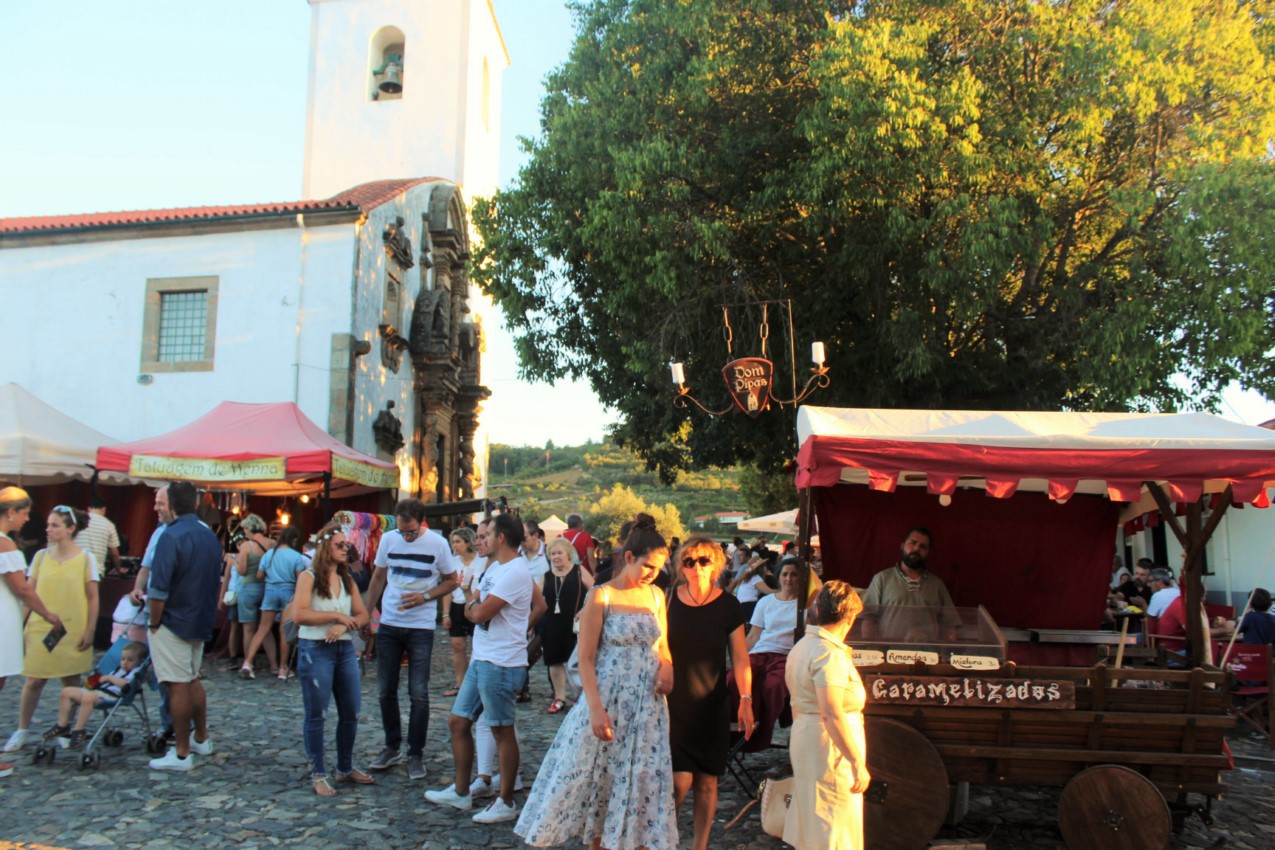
[740,694,753,700]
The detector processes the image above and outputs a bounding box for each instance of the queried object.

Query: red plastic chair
[1227,644,1272,747]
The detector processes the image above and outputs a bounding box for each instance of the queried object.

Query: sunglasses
[54,505,76,516]
[332,541,351,550]
[681,555,715,569]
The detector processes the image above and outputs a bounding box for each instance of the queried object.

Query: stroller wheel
[33,745,52,765]
[107,730,124,747]
[80,751,100,770]
[145,735,164,754]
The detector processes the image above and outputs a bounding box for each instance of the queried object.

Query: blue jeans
[375,625,434,756]
[297,639,361,777]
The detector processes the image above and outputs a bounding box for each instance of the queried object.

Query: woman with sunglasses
[4,506,99,754]
[293,522,371,796]
[665,535,753,850]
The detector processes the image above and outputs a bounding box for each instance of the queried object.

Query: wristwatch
[149,623,161,632]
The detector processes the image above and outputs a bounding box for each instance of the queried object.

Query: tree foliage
[587,483,688,547]
[473,0,1275,479]
[739,463,798,517]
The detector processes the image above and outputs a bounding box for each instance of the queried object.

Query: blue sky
[0,0,617,447]
[1,1,1270,440]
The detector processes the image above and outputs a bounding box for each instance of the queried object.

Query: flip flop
[547,699,565,714]
[312,775,336,797]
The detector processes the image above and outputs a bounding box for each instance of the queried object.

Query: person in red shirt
[561,515,597,575]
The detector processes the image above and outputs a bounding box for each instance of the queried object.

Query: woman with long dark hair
[294,522,371,796]
[517,513,678,850]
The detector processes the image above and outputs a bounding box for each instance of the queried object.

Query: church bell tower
[301,0,508,200]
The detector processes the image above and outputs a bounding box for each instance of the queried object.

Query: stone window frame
[140,275,219,373]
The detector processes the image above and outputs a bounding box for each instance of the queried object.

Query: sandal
[312,775,337,797]
[334,767,375,785]
[443,687,460,697]
[547,699,565,714]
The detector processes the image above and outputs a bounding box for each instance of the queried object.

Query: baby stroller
[31,634,158,770]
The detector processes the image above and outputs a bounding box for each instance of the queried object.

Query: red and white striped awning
[795,407,1275,511]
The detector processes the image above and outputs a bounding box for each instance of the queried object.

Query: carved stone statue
[372,401,405,454]
[409,289,450,357]
[383,216,414,269]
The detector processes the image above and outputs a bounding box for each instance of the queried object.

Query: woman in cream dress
[783,580,870,850]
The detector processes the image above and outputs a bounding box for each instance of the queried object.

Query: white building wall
[0,225,355,442]
[1205,507,1275,609]
[303,0,506,200]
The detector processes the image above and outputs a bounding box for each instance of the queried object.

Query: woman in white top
[0,487,63,779]
[733,557,812,752]
[442,527,486,697]
[294,522,371,797]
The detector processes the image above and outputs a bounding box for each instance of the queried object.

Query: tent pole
[322,472,332,519]
[795,486,816,642]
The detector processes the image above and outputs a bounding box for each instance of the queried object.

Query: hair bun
[632,512,657,531]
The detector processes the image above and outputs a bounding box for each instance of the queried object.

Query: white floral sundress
[515,588,678,850]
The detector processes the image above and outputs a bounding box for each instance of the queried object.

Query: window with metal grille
[157,290,208,362]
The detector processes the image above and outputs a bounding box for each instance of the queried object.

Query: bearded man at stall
[860,527,955,642]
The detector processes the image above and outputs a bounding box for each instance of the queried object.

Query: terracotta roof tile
[0,177,443,236]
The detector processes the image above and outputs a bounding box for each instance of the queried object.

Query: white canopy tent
[0,383,128,485]
[540,515,569,540]
[737,509,799,535]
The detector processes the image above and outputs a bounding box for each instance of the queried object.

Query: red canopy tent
[795,406,1275,664]
[95,401,399,498]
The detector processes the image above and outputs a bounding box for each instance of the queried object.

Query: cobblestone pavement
[0,640,1270,850]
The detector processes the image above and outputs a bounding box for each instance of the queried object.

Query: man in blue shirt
[146,482,222,772]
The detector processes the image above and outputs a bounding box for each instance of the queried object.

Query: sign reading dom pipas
[722,357,773,417]
[865,675,1076,710]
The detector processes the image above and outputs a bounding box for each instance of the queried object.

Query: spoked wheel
[864,718,950,850]
[1058,765,1171,850]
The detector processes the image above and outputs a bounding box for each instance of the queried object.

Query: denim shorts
[261,584,294,613]
[236,581,265,623]
[452,660,526,727]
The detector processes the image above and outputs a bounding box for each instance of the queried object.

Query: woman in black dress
[541,538,592,714]
[667,535,754,850]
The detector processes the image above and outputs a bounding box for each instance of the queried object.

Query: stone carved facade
[403,184,490,503]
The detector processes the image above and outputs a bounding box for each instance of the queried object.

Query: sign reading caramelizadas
[331,454,399,489]
[128,455,286,481]
[865,675,1075,709]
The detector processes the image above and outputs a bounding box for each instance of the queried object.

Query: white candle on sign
[670,362,685,385]
[811,341,826,365]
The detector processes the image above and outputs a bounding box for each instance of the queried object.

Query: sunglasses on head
[681,555,714,569]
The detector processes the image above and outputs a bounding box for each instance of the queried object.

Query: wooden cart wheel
[1058,765,1172,850]
[864,717,950,850]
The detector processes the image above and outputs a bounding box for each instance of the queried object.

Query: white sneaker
[424,783,472,811]
[2,730,29,753]
[148,748,194,772]
[492,771,525,792]
[472,797,519,824]
[469,776,495,799]
[189,736,214,756]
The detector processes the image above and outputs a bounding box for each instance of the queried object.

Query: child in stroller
[45,641,147,749]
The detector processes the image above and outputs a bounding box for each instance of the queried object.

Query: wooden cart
[789,406,1275,849]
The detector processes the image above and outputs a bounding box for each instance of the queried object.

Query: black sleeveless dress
[666,590,745,775]
[541,565,586,666]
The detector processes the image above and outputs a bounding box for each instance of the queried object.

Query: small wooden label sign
[865,675,1075,709]
[721,357,773,417]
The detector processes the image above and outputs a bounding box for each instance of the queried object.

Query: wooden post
[1144,483,1232,668]
[795,486,816,640]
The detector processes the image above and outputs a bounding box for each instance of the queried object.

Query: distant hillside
[487,441,747,537]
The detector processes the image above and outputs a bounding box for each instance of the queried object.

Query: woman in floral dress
[516,514,678,850]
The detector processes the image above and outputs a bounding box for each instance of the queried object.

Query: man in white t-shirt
[1145,568,1181,618]
[426,513,547,824]
[366,499,458,780]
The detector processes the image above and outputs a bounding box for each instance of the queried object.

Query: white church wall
[1206,506,1275,609]
[0,225,354,441]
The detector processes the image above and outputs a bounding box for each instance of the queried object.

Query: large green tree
[474,0,1275,480]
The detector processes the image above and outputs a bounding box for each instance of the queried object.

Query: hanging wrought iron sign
[671,300,830,417]
[722,357,773,417]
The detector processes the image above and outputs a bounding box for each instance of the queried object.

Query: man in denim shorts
[145,482,222,772]
[426,513,546,823]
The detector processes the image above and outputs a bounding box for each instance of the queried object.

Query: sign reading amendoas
[128,455,287,481]
[864,675,1076,709]
[331,454,399,489]
[721,357,773,417]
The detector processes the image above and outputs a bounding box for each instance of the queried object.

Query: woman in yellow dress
[783,580,870,850]
[3,506,99,753]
